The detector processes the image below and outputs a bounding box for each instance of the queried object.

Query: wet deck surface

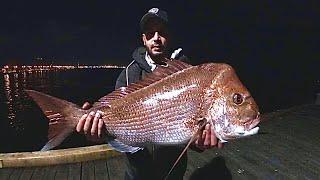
[1,104,319,179]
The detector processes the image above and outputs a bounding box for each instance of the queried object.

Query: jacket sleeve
[177,54,190,64]
[115,61,142,89]
[115,68,127,89]
[171,48,191,64]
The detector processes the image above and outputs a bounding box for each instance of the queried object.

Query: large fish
[26,60,260,153]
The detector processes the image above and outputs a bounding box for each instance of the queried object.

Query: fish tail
[25,90,85,151]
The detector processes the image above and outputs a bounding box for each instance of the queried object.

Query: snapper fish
[26,60,260,153]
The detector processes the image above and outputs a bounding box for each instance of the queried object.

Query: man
[76,8,223,180]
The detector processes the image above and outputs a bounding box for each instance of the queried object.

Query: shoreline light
[1,65,125,74]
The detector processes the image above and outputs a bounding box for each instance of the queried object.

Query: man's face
[142,19,169,60]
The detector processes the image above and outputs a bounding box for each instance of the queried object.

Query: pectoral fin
[108,139,143,153]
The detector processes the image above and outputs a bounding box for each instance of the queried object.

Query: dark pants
[124,146,188,180]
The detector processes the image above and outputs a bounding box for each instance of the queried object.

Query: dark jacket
[115,47,189,180]
[115,47,188,89]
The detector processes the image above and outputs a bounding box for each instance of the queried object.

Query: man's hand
[76,102,106,143]
[194,123,224,151]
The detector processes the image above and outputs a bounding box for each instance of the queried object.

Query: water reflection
[1,72,43,153]
[0,71,63,152]
[4,74,11,101]
[0,68,121,153]
[4,74,16,124]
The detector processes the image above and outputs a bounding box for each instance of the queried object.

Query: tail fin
[25,90,85,151]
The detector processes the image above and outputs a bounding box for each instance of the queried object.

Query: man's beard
[148,47,167,63]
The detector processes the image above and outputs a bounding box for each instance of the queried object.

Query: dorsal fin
[93,59,192,107]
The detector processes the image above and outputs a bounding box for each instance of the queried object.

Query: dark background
[0,1,319,111]
[0,1,319,152]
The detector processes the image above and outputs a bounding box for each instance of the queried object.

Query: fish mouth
[233,116,261,137]
[215,113,261,141]
[243,112,261,131]
[247,117,260,130]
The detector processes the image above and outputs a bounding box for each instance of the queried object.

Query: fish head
[203,63,260,142]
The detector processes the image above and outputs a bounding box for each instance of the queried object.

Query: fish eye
[233,93,244,105]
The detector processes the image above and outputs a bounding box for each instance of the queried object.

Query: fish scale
[25,60,260,152]
[102,74,203,145]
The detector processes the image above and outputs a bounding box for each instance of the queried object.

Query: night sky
[0,1,319,109]
[0,1,318,65]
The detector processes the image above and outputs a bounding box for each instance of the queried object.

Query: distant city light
[1,64,125,74]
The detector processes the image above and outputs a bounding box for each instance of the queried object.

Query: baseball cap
[140,8,168,32]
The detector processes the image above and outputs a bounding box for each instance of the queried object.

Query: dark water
[0,69,122,153]
[0,68,318,153]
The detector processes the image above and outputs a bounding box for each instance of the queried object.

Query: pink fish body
[26,60,260,152]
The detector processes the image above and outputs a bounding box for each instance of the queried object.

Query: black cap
[140,8,168,32]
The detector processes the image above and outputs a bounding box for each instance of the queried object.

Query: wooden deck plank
[185,150,235,180]
[67,163,81,180]
[255,114,320,178]
[81,161,95,180]
[94,160,109,180]
[251,107,319,179]
[229,138,296,177]
[106,156,126,180]
[7,168,23,180]
[223,145,289,179]
[19,167,34,180]
[54,164,69,180]
[184,104,320,179]
[39,165,57,180]
[38,166,56,180]
[29,167,45,180]
[0,168,14,180]
[241,105,320,178]
[251,133,319,177]
[1,104,320,180]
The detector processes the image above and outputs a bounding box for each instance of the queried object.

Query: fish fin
[152,59,192,77]
[219,139,228,143]
[165,121,207,180]
[25,90,83,151]
[94,60,193,106]
[41,127,74,151]
[108,139,143,153]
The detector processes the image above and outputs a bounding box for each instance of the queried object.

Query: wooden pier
[1,104,319,179]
